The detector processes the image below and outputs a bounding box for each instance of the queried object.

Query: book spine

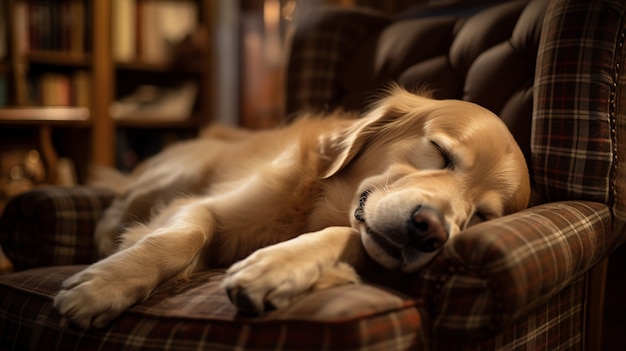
[0,75,7,107]
[113,0,136,61]
[14,2,29,54]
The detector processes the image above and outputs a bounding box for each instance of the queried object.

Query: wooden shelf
[115,60,203,75]
[0,106,90,185]
[26,51,92,68]
[114,116,199,128]
[116,60,174,72]
[0,107,90,125]
[1,0,217,180]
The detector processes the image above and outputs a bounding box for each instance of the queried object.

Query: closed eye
[430,141,453,169]
[465,211,490,228]
[474,211,489,222]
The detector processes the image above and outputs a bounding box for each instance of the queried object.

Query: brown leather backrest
[336,0,547,169]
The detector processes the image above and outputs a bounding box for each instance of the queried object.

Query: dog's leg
[54,197,214,328]
[222,226,366,315]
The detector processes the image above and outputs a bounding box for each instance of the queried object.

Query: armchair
[1,0,625,350]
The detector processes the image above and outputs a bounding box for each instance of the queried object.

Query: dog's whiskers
[322,195,350,215]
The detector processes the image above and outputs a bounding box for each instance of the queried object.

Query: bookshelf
[0,0,216,184]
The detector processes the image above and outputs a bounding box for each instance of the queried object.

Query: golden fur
[54,87,530,328]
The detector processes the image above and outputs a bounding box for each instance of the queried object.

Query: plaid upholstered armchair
[1,0,625,350]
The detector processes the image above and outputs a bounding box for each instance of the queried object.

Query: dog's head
[321,87,530,272]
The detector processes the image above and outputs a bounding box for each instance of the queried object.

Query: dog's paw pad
[225,286,277,316]
[226,287,259,315]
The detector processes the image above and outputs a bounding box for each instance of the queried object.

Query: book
[139,1,163,63]
[0,1,6,59]
[72,70,91,107]
[0,75,7,107]
[27,70,91,107]
[20,0,89,53]
[13,1,29,54]
[68,0,85,52]
[112,0,136,61]
[114,0,199,63]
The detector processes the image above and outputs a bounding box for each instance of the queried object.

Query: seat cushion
[0,186,116,270]
[0,266,427,350]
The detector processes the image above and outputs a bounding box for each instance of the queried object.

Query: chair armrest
[0,186,115,270]
[416,201,614,339]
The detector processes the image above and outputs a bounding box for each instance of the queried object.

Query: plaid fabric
[413,200,613,347]
[0,198,607,351]
[532,0,625,207]
[471,276,586,351]
[0,196,612,350]
[286,6,390,116]
[0,186,115,270]
[0,266,427,351]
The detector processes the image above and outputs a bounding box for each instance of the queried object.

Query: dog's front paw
[222,245,359,315]
[53,267,145,328]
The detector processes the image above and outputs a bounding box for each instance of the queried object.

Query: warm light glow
[263,0,282,65]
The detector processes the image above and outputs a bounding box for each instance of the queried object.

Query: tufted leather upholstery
[289,0,548,174]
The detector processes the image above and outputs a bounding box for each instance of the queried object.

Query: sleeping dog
[54,87,530,328]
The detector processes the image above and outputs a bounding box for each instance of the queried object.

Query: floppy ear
[317,109,391,179]
[317,85,433,179]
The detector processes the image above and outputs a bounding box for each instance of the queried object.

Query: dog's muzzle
[355,190,449,272]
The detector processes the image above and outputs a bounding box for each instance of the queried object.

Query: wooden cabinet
[0,0,215,182]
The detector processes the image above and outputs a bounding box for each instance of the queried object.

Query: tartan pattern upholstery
[418,201,613,347]
[286,6,389,116]
[0,187,115,270]
[469,276,587,351]
[1,0,626,350]
[532,0,625,206]
[0,191,614,350]
[0,266,427,351]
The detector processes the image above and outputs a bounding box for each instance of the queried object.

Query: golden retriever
[53,87,530,328]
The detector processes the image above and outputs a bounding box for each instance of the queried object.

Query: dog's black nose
[408,206,448,252]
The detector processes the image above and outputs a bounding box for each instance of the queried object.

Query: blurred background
[0,0,423,201]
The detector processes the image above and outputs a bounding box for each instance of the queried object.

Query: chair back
[286,0,626,236]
